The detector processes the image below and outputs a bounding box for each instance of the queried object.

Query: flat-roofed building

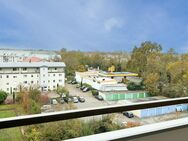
[98,71,138,82]
[75,70,119,90]
[117,97,188,118]
[0,62,65,93]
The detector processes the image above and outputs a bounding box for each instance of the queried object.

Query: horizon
[0,0,188,53]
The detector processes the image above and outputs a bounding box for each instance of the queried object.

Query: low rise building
[118,97,188,118]
[98,71,138,82]
[0,62,65,94]
[75,70,118,90]
[99,90,149,101]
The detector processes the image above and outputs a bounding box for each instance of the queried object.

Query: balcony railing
[0,97,188,141]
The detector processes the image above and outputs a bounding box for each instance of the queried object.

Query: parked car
[63,97,72,103]
[71,81,77,84]
[67,81,72,84]
[82,87,90,92]
[72,96,79,103]
[80,86,86,90]
[95,95,104,101]
[78,96,85,103]
[51,99,58,105]
[59,98,65,104]
[123,111,134,118]
[76,84,81,88]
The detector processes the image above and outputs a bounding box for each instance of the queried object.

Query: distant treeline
[59,41,188,97]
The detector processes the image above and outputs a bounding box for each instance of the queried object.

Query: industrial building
[75,70,121,90]
[98,71,138,82]
[120,97,188,118]
[99,91,149,101]
[0,62,65,94]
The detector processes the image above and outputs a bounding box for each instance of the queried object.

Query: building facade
[75,71,119,90]
[0,62,65,94]
[99,91,149,101]
[124,97,188,118]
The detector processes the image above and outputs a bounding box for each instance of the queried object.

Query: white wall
[0,67,65,94]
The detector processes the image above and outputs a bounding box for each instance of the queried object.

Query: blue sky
[0,0,188,53]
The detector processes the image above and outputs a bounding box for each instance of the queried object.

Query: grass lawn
[0,104,23,141]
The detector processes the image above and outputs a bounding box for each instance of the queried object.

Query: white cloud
[104,17,123,31]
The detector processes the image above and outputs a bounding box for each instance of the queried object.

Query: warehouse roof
[0,62,66,68]
[101,90,147,94]
[99,71,138,77]
[128,96,167,103]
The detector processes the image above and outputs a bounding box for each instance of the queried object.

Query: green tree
[0,90,8,104]
[126,41,162,73]
[56,86,69,97]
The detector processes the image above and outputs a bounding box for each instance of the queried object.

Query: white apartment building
[0,62,65,94]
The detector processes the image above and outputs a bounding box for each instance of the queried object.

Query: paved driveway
[65,84,108,109]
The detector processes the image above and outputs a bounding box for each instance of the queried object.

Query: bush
[91,90,99,96]
[56,86,69,97]
[4,98,14,104]
[29,100,41,114]
[127,82,145,90]
[29,88,41,103]
[82,83,92,89]
[0,90,8,104]
[16,87,42,114]
[40,95,50,105]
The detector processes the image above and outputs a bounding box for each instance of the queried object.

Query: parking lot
[45,83,188,127]
[65,83,108,109]
[65,83,143,124]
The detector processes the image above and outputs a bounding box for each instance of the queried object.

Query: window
[59,74,62,76]
[13,76,17,78]
[48,74,50,77]
[48,80,50,83]
[7,88,9,91]
[55,68,57,70]
[53,74,55,76]
[23,68,27,71]
[0,68,2,71]
[43,81,45,83]
[31,75,33,77]
[13,68,17,71]
[31,81,34,84]
[0,75,2,78]
[53,80,55,82]
[24,75,27,77]
[59,80,62,82]
[24,81,27,84]
[6,83,9,85]
[53,86,56,88]
[43,74,45,77]
[6,75,9,78]
[13,88,17,91]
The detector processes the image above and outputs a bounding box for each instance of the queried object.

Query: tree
[16,87,42,114]
[0,90,8,104]
[56,86,69,97]
[126,41,162,73]
[25,115,121,141]
[144,73,160,95]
